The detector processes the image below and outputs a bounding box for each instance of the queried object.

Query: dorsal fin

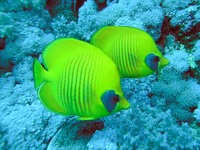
[42,38,91,70]
[90,26,146,53]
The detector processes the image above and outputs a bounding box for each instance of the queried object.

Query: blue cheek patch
[145,53,160,71]
[101,90,120,113]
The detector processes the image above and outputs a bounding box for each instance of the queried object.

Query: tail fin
[33,59,47,89]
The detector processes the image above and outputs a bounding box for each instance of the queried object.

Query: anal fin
[77,116,96,121]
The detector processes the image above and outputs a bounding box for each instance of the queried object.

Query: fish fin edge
[38,82,67,115]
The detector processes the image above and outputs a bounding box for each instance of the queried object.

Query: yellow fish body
[33,38,130,120]
[91,26,170,78]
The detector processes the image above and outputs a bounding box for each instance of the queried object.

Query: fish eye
[113,95,120,102]
[145,53,159,71]
[154,56,160,62]
[101,90,120,112]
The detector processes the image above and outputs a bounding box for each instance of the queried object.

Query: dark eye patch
[145,53,160,71]
[101,90,120,113]
[154,56,160,62]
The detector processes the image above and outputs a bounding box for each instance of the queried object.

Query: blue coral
[0,0,200,149]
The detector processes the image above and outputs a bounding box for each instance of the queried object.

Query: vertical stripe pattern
[111,31,141,77]
[38,38,127,120]
[56,49,103,117]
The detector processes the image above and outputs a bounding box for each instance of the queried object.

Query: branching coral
[0,9,54,72]
[194,103,200,124]
[161,0,199,32]
[0,0,46,11]
[0,57,66,149]
[88,102,200,149]
[165,49,190,73]
[0,0,200,149]
[152,72,200,122]
[194,40,200,61]
[52,0,164,41]
[0,12,13,38]
[151,40,200,123]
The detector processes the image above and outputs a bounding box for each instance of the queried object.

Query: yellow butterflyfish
[33,38,130,120]
[91,26,170,78]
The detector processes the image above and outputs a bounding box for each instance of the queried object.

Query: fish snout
[160,57,170,68]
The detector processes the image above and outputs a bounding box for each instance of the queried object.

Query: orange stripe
[83,53,90,116]
[63,62,70,111]
[67,58,78,114]
[134,32,140,76]
[74,56,83,116]
[119,33,125,76]
[58,63,67,111]
[129,32,136,76]
[115,36,121,75]
[71,57,81,115]
[77,53,87,115]
[123,32,130,76]
[57,71,64,110]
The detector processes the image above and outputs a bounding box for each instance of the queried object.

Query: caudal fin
[33,59,47,89]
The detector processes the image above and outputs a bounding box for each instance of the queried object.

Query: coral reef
[0,0,46,11]
[162,0,199,32]
[151,70,200,122]
[194,103,200,124]
[0,9,54,73]
[150,37,200,123]
[0,0,200,149]
[88,105,200,149]
[0,57,66,149]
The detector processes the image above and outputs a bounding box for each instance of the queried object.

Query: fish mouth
[160,57,170,68]
[118,97,131,110]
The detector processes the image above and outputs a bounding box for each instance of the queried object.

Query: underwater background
[0,0,200,149]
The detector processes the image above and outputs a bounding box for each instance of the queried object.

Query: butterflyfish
[91,26,170,78]
[33,38,130,120]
